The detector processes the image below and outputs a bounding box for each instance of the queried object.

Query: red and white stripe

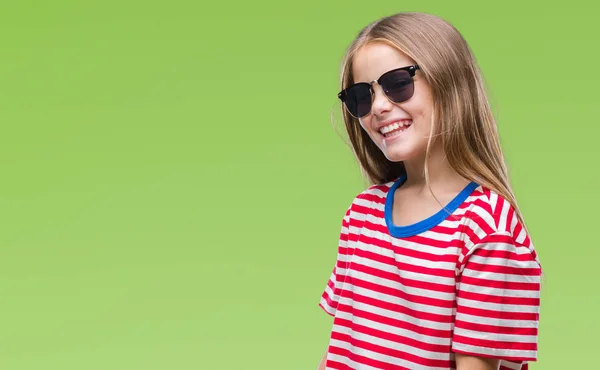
[319,182,541,370]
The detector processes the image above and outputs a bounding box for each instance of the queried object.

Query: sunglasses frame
[338,65,420,118]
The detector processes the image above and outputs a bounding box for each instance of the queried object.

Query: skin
[318,42,500,370]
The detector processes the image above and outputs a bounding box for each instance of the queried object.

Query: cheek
[408,102,432,127]
[358,117,383,144]
[358,117,374,135]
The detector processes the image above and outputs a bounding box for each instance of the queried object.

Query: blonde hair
[338,12,527,227]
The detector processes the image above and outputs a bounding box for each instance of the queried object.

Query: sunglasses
[338,65,420,118]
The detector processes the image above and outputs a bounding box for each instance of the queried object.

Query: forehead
[351,42,415,83]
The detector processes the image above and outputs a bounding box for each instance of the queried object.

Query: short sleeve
[319,207,352,317]
[452,231,542,363]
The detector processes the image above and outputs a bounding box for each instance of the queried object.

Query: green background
[0,1,597,369]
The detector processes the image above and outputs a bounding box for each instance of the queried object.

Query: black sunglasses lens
[380,69,415,103]
[344,84,372,118]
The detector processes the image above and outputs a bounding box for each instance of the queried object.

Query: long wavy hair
[338,12,527,227]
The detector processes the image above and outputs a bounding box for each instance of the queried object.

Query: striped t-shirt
[319,175,542,370]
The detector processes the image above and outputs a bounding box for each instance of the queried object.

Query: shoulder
[462,184,534,246]
[345,180,396,213]
[336,180,397,226]
[457,185,542,274]
[356,181,396,203]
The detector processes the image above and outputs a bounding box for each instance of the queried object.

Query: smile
[379,120,412,138]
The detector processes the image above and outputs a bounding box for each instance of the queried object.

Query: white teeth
[379,120,412,135]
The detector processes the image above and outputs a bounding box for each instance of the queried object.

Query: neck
[401,144,469,193]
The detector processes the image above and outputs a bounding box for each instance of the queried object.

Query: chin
[382,152,409,163]
[379,145,416,163]
[372,129,422,162]
[377,136,428,164]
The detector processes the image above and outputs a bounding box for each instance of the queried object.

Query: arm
[318,208,353,370]
[455,353,499,370]
[317,351,326,370]
[452,231,541,366]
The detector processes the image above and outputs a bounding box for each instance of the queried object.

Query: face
[351,42,435,163]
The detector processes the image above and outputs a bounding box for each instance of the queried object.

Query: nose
[370,83,393,117]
